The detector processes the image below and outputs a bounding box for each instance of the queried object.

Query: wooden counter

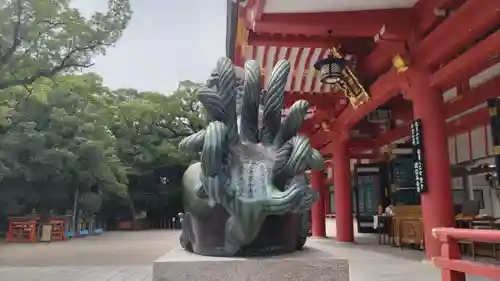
[392,205,424,249]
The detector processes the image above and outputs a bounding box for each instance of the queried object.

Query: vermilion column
[310,170,326,237]
[407,71,455,259]
[333,140,354,242]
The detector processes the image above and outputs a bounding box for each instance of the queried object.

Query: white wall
[468,172,500,217]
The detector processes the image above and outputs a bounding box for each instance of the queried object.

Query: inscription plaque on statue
[411,119,427,193]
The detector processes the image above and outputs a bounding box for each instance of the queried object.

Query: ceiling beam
[447,107,489,136]
[375,76,500,146]
[413,0,464,35]
[315,135,377,155]
[247,32,372,55]
[446,76,500,117]
[360,0,498,80]
[359,40,407,79]
[335,8,500,130]
[375,107,490,150]
[243,0,267,27]
[254,9,413,38]
[431,29,500,90]
[335,69,401,128]
[248,32,335,48]
[413,0,500,70]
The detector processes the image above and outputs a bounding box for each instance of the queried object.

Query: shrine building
[225,0,500,270]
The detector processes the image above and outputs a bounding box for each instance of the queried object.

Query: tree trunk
[71,187,79,233]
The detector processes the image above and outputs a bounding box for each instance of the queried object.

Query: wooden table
[375,215,394,245]
[454,216,500,259]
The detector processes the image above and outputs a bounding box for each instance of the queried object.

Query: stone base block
[153,246,349,281]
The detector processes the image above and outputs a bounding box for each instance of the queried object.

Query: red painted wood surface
[432,227,500,281]
[310,171,326,237]
[254,9,412,38]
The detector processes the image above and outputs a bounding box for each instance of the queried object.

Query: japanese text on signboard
[411,119,426,193]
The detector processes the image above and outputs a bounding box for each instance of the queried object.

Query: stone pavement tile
[0,230,178,266]
[0,266,152,281]
[307,238,498,281]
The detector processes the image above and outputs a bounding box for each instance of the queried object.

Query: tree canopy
[0,0,204,220]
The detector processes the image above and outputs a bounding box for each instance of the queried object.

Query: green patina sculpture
[178,58,323,257]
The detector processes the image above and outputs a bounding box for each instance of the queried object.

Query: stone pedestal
[153,246,349,281]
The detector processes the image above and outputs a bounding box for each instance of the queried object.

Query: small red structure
[433,227,500,281]
[6,216,39,243]
[48,219,66,241]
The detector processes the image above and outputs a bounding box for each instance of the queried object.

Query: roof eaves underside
[244,45,338,94]
[263,0,419,14]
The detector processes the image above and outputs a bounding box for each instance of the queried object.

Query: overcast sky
[73,0,227,94]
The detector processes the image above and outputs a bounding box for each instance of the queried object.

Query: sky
[73,0,228,94]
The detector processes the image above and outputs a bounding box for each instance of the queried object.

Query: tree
[0,73,129,215]
[0,0,206,223]
[108,82,204,217]
[0,0,132,90]
[0,74,204,220]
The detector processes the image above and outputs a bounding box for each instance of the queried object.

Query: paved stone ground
[0,221,496,281]
[0,230,178,281]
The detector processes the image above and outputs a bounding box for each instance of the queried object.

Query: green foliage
[0,73,202,215]
[0,0,202,218]
[0,0,132,89]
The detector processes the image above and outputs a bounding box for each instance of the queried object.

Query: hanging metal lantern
[313,54,345,85]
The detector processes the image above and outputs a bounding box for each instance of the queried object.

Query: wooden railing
[432,227,500,281]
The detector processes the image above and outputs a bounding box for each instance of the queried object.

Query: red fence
[432,227,500,281]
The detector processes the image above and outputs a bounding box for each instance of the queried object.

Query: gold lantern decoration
[314,46,370,109]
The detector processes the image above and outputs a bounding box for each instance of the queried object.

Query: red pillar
[333,140,354,242]
[407,71,455,259]
[310,170,326,237]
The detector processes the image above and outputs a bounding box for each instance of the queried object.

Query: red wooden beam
[349,139,376,149]
[350,152,378,159]
[375,123,411,147]
[413,0,463,35]
[433,258,500,281]
[359,40,407,79]
[431,29,500,90]
[447,107,489,136]
[252,0,265,21]
[361,0,498,79]
[377,107,490,147]
[432,227,500,281]
[413,0,500,70]
[318,137,377,155]
[376,77,500,146]
[247,32,371,52]
[446,76,500,117]
[433,227,500,244]
[334,69,401,128]
[335,8,500,130]
[242,0,266,27]
[255,9,413,38]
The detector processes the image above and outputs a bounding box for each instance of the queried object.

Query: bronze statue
[178,58,323,256]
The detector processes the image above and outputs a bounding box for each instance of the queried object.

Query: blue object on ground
[79,230,89,235]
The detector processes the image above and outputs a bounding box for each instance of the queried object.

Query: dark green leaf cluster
[0,73,203,215]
